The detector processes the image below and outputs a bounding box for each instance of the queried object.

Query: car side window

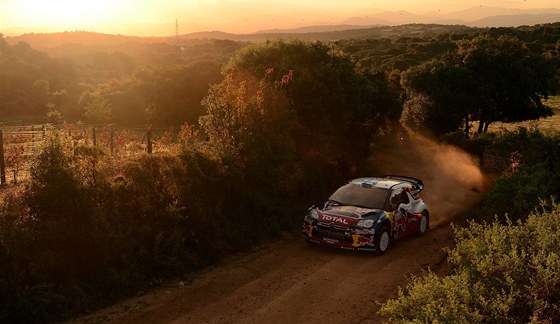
[390,187,409,210]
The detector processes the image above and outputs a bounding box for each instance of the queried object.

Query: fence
[0,124,162,185]
[0,124,46,185]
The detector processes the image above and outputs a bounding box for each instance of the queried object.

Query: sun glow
[2,0,559,36]
[12,0,131,29]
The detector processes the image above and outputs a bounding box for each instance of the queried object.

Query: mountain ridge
[2,6,559,38]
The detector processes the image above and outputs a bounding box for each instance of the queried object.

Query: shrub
[380,202,560,323]
[469,128,560,222]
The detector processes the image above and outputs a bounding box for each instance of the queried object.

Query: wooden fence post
[147,127,152,154]
[0,131,5,185]
[110,126,114,155]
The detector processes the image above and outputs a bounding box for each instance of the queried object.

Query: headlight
[308,208,319,220]
[357,219,374,228]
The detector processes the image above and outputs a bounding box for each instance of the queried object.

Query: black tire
[417,211,429,235]
[375,226,391,255]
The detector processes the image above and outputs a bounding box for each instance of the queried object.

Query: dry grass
[483,96,560,134]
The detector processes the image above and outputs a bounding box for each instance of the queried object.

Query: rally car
[302,175,429,254]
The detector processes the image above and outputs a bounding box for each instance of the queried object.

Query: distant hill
[445,6,560,21]
[344,10,427,26]
[469,14,560,27]
[6,25,482,53]
[255,25,378,34]
[6,31,155,49]
[342,7,560,27]
[3,5,560,37]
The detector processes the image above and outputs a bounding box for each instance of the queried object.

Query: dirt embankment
[76,135,487,324]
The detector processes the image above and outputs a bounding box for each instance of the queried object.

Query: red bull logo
[351,234,373,247]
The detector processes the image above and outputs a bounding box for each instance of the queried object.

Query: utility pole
[176,18,179,46]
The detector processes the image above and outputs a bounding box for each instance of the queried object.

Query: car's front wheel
[375,226,390,255]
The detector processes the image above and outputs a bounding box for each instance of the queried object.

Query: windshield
[329,183,390,210]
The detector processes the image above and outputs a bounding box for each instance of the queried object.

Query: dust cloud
[371,133,488,227]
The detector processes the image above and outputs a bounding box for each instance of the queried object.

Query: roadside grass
[487,96,560,134]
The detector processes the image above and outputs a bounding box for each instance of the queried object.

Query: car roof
[349,176,423,190]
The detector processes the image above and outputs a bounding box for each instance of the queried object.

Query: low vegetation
[380,202,560,323]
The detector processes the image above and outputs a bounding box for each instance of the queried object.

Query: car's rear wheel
[418,211,429,235]
[375,226,390,255]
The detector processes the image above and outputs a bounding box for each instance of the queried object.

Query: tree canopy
[223,39,402,173]
[401,35,558,136]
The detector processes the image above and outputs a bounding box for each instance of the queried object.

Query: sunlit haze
[1,0,559,36]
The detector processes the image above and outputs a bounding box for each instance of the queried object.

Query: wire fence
[0,123,180,185]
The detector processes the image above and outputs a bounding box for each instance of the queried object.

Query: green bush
[469,128,560,222]
[380,202,560,323]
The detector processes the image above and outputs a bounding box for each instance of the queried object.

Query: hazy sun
[15,0,126,28]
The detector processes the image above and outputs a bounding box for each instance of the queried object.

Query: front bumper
[302,217,377,251]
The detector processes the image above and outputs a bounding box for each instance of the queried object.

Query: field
[488,96,560,133]
[0,124,182,184]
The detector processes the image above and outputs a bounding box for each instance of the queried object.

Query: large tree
[402,35,557,136]
[401,58,475,136]
[222,40,402,173]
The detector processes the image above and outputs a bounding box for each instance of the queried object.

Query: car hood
[318,206,383,227]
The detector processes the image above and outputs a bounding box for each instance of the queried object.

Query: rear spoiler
[382,175,424,191]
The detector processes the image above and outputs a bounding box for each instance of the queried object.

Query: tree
[222,40,401,174]
[199,69,298,231]
[401,58,475,136]
[200,69,296,170]
[402,35,556,136]
[460,35,555,133]
[79,91,112,124]
[0,34,9,56]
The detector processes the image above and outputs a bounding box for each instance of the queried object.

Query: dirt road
[77,135,486,324]
[77,227,452,324]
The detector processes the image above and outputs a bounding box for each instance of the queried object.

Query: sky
[1,0,559,36]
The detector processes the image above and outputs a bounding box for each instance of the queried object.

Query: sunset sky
[1,0,559,36]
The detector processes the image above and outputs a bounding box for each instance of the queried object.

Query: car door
[389,186,413,239]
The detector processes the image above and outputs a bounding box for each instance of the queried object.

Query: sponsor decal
[304,224,313,237]
[324,237,339,244]
[317,228,348,241]
[320,214,350,225]
[354,228,375,235]
[351,234,374,247]
[393,210,407,233]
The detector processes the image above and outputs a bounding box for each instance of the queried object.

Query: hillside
[6,24,480,51]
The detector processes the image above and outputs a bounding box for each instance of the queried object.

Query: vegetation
[401,35,558,137]
[1,22,560,322]
[0,34,236,125]
[473,128,560,223]
[222,40,402,174]
[380,202,560,323]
